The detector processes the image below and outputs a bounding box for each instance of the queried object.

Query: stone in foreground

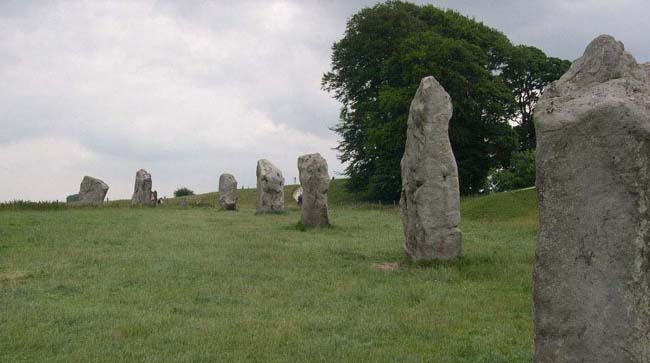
[131,169,153,204]
[534,35,650,363]
[298,153,330,227]
[78,176,109,203]
[400,76,461,261]
[218,173,238,210]
[256,159,284,213]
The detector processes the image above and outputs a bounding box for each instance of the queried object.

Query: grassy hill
[0,182,538,362]
[109,178,366,209]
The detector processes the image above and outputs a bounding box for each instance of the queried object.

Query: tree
[487,149,536,192]
[174,187,194,197]
[502,46,571,150]
[323,1,519,199]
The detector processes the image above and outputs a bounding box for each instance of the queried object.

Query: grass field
[0,180,538,362]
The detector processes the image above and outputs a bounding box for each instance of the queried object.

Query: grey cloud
[1,0,648,201]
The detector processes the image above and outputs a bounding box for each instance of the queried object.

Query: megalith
[534,35,650,363]
[218,173,238,210]
[256,159,284,213]
[400,76,461,261]
[131,169,153,204]
[298,153,330,227]
[78,176,109,203]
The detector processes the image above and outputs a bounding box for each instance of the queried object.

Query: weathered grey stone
[131,169,153,204]
[66,194,80,203]
[399,76,461,261]
[298,153,330,227]
[218,173,238,210]
[534,35,650,363]
[78,176,108,203]
[256,159,284,213]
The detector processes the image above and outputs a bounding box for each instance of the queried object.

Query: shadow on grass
[286,220,335,232]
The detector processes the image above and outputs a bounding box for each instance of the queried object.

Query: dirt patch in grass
[371,262,399,272]
[0,271,31,281]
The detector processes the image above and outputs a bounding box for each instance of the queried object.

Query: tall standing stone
[534,35,650,363]
[256,159,284,213]
[400,76,461,261]
[218,173,238,210]
[78,176,109,203]
[298,153,330,227]
[131,169,153,204]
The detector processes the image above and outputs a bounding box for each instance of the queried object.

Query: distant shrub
[0,200,67,210]
[174,187,195,197]
[487,150,536,193]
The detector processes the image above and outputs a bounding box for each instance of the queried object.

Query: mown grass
[0,181,538,362]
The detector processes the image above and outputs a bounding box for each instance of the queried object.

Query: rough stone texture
[534,35,650,363]
[131,169,153,204]
[298,153,330,227]
[399,76,461,261]
[218,173,238,210]
[66,194,80,203]
[256,159,284,213]
[78,176,109,203]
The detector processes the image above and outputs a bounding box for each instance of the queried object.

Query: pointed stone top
[409,76,452,127]
[559,34,640,88]
[416,76,450,101]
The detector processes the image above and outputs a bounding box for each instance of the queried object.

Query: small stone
[66,194,80,203]
[256,159,284,213]
[218,173,238,210]
[298,153,330,227]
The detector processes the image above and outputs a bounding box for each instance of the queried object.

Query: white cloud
[0,0,343,201]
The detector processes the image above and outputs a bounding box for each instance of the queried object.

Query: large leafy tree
[323,1,518,199]
[502,46,571,150]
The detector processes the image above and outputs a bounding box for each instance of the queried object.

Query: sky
[1,0,649,202]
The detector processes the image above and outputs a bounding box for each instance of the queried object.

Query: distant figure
[297,193,303,207]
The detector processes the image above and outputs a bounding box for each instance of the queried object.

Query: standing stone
[131,169,153,204]
[218,173,238,210]
[298,153,330,227]
[256,159,284,213]
[534,35,650,363]
[400,76,461,261]
[66,194,80,203]
[78,176,109,203]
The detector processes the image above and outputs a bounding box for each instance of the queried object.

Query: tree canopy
[502,46,571,150]
[322,0,569,199]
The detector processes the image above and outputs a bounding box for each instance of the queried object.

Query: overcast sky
[1,0,648,202]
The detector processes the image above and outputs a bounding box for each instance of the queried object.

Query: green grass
[0,180,538,362]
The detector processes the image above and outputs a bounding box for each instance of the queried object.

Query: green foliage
[173,187,195,197]
[502,46,571,149]
[488,150,536,192]
[323,1,569,199]
[0,188,538,361]
[323,1,519,198]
